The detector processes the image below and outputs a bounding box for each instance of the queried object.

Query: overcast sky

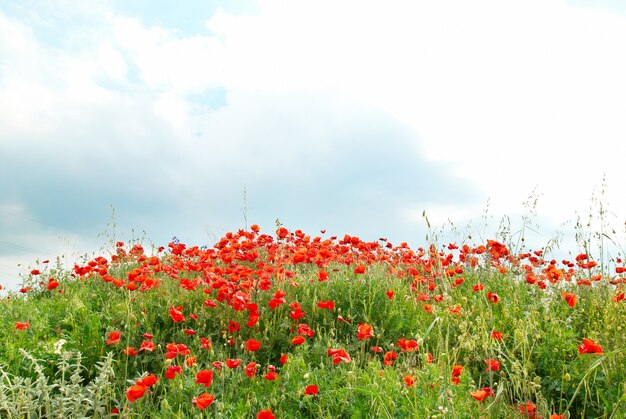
[1,0,625,291]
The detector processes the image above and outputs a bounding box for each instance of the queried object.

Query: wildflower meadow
[1,221,624,418]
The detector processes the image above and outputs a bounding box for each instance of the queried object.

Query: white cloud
[1,0,625,293]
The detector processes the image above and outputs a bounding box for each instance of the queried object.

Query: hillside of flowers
[1,224,625,418]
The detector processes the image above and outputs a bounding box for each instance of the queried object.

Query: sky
[1,0,625,291]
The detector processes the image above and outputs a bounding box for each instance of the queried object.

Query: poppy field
[1,224,625,418]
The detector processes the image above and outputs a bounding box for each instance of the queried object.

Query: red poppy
[257,409,276,419]
[280,354,288,365]
[386,290,395,299]
[246,339,262,352]
[404,375,416,387]
[491,331,503,341]
[354,265,366,274]
[47,278,60,290]
[317,300,335,310]
[225,358,241,368]
[264,371,279,381]
[318,271,329,282]
[228,321,240,333]
[452,365,464,377]
[304,384,319,395]
[578,339,603,354]
[139,340,155,352]
[471,387,493,402]
[192,393,215,410]
[357,323,374,340]
[473,283,484,292]
[124,347,138,356]
[195,369,213,387]
[485,359,500,372]
[200,337,212,350]
[487,292,500,303]
[15,322,30,330]
[245,362,257,378]
[165,365,182,379]
[397,338,419,352]
[136,374,158,387]
[561,292,577,307]
[328,348,351,364]
[106,331,121,345]
[169,305,185,323]
[518,401,537,418]
[126,384,147,402]
[383,351,398,366]
[292,335,306,345]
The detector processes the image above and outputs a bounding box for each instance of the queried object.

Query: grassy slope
[1,228,625,418]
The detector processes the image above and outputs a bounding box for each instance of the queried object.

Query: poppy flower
[106,331,121,345]
[487,292,500,303]
[169,306,185,323]
[136,374,158,388]
[304,384,319,395]
[452,365,464,377]
[192,393,215,410]
[561,292,577,307]
[473,283,484,292]
[317,300,335,310]
[491,331,503,341]
[328,348,351,364]
[47,278,59,290]
[245,362,257,378]
[246,339,262,352]
[228,321,240,333]
[15,322,30,330]
[318,271,329,282]
[354,265,366,274]
[383,351,398,366]
[225,358,241,368]
[485,359,500,372]
[123,347,138,356]
[386,290,395,299]
[195,369,213,387]
[404,375,416,387]
[257,410,276,419]
[200,337,212,350]
[264,371,279,381]
[518,401,537,418]
[291,335,306,345]
[165,365,182,379]
[357,323,374,340]
[578,339,603,354]
[139,340,155,352]
[471,387,493,401]
[126,384,147,402]
[280,354,288,365]
[298,323,315,337]
[397,338,419,352]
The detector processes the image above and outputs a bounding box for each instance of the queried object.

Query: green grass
[1,227,625,418]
